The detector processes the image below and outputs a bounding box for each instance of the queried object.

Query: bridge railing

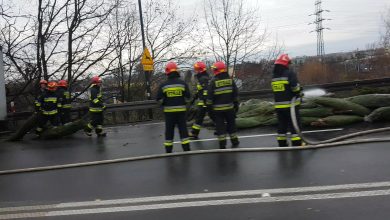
[6,77,390,129]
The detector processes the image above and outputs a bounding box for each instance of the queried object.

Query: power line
[309,0,331,59]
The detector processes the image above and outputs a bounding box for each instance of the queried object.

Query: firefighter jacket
[89,85,105,113]
[36,90,61,115]
[271,69,301,109]
[34,89,46,112]
[57,87,72,110]
[194,73,210,107]
[206,72,238,111]
[156,76,191,113]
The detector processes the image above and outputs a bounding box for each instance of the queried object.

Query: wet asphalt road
[0,122,390,219]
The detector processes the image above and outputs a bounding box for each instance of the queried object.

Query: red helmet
[58,80,68,88]
[91,76,102,84]
[193,61,207,73]
[47,81,58,91]
[274,54,291,67]
[165,62,178,75]
[211,61,226,75]
[39,79,48,85]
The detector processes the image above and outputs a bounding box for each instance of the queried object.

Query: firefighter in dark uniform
[271,54,303,147]
[84,76,106,137]
[35,81,61,136]
[156,62,191,153]
[57,80,72,124]
[189,61,215,139]
[207,61,239,149]
[34,79,48,112]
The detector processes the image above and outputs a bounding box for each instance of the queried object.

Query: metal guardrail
[6,77,390,121]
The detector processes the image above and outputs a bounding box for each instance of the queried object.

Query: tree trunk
[7,113,38,141]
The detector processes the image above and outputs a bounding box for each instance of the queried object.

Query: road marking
[174,128,344,144]
[1,188,390,219]
[1,180,389,214]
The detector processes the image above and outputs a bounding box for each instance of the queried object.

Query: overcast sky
[178,0,389,57]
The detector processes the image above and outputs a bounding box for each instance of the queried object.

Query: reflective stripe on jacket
[195,73,210,107]
[156,76,191,113]
[36,90,60,114]
[272,69,301,109]
[89,85,105,112]
[206,72,238,111]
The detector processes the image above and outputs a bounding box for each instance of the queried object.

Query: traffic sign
[141,48,153,65]
[143,64,154,71]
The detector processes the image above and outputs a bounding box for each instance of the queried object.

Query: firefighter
[57,80,72,124]
[34,80,48,112]
[35,81,61,136]
[189,61,215,139]
[271,54,303,147]
[39,79,47,92]
[156,62,191,153]
[206,61,239,149]
[84,76,106,137]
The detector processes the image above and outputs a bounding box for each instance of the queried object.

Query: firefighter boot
[291,135,302,146]
[218,135,227,149]
[33,127,43,139]
[189,124,201,139]
[188,129,199,139]
[182,143,191,152]
[291,139,303,147]
[278,140,288,147]
[165,146,173,153]
[97,132,107,137]
[277,134,288,147]
[164,141,173,153]
[96,125,106,137]
[84,123,93,136]
[230,134,240,148]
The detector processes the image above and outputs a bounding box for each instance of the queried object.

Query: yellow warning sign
[141,48,153,65]
[143,64,154,71]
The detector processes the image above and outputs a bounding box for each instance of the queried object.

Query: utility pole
[309,0,331,60]
[138,0,153,118]
[0,45,7,120]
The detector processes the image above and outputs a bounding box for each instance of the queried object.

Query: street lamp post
[0,45,7,120]
[137,0,153,118]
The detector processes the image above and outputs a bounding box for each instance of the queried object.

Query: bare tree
[36,0,69,80]
[107,0,142,102]
[0,3,39,104]
[203,0,268,75]
[64,0,116,91]
[381,8,390,49]
[143,0,197,66]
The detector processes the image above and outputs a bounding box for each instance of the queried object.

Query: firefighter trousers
[164,112,190,153]
[191,106,215,137]
[276,107,302,147]
[60,108,71,125]
[213,109,239,149]
[85,112,104,134]
[36,113,60,135]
